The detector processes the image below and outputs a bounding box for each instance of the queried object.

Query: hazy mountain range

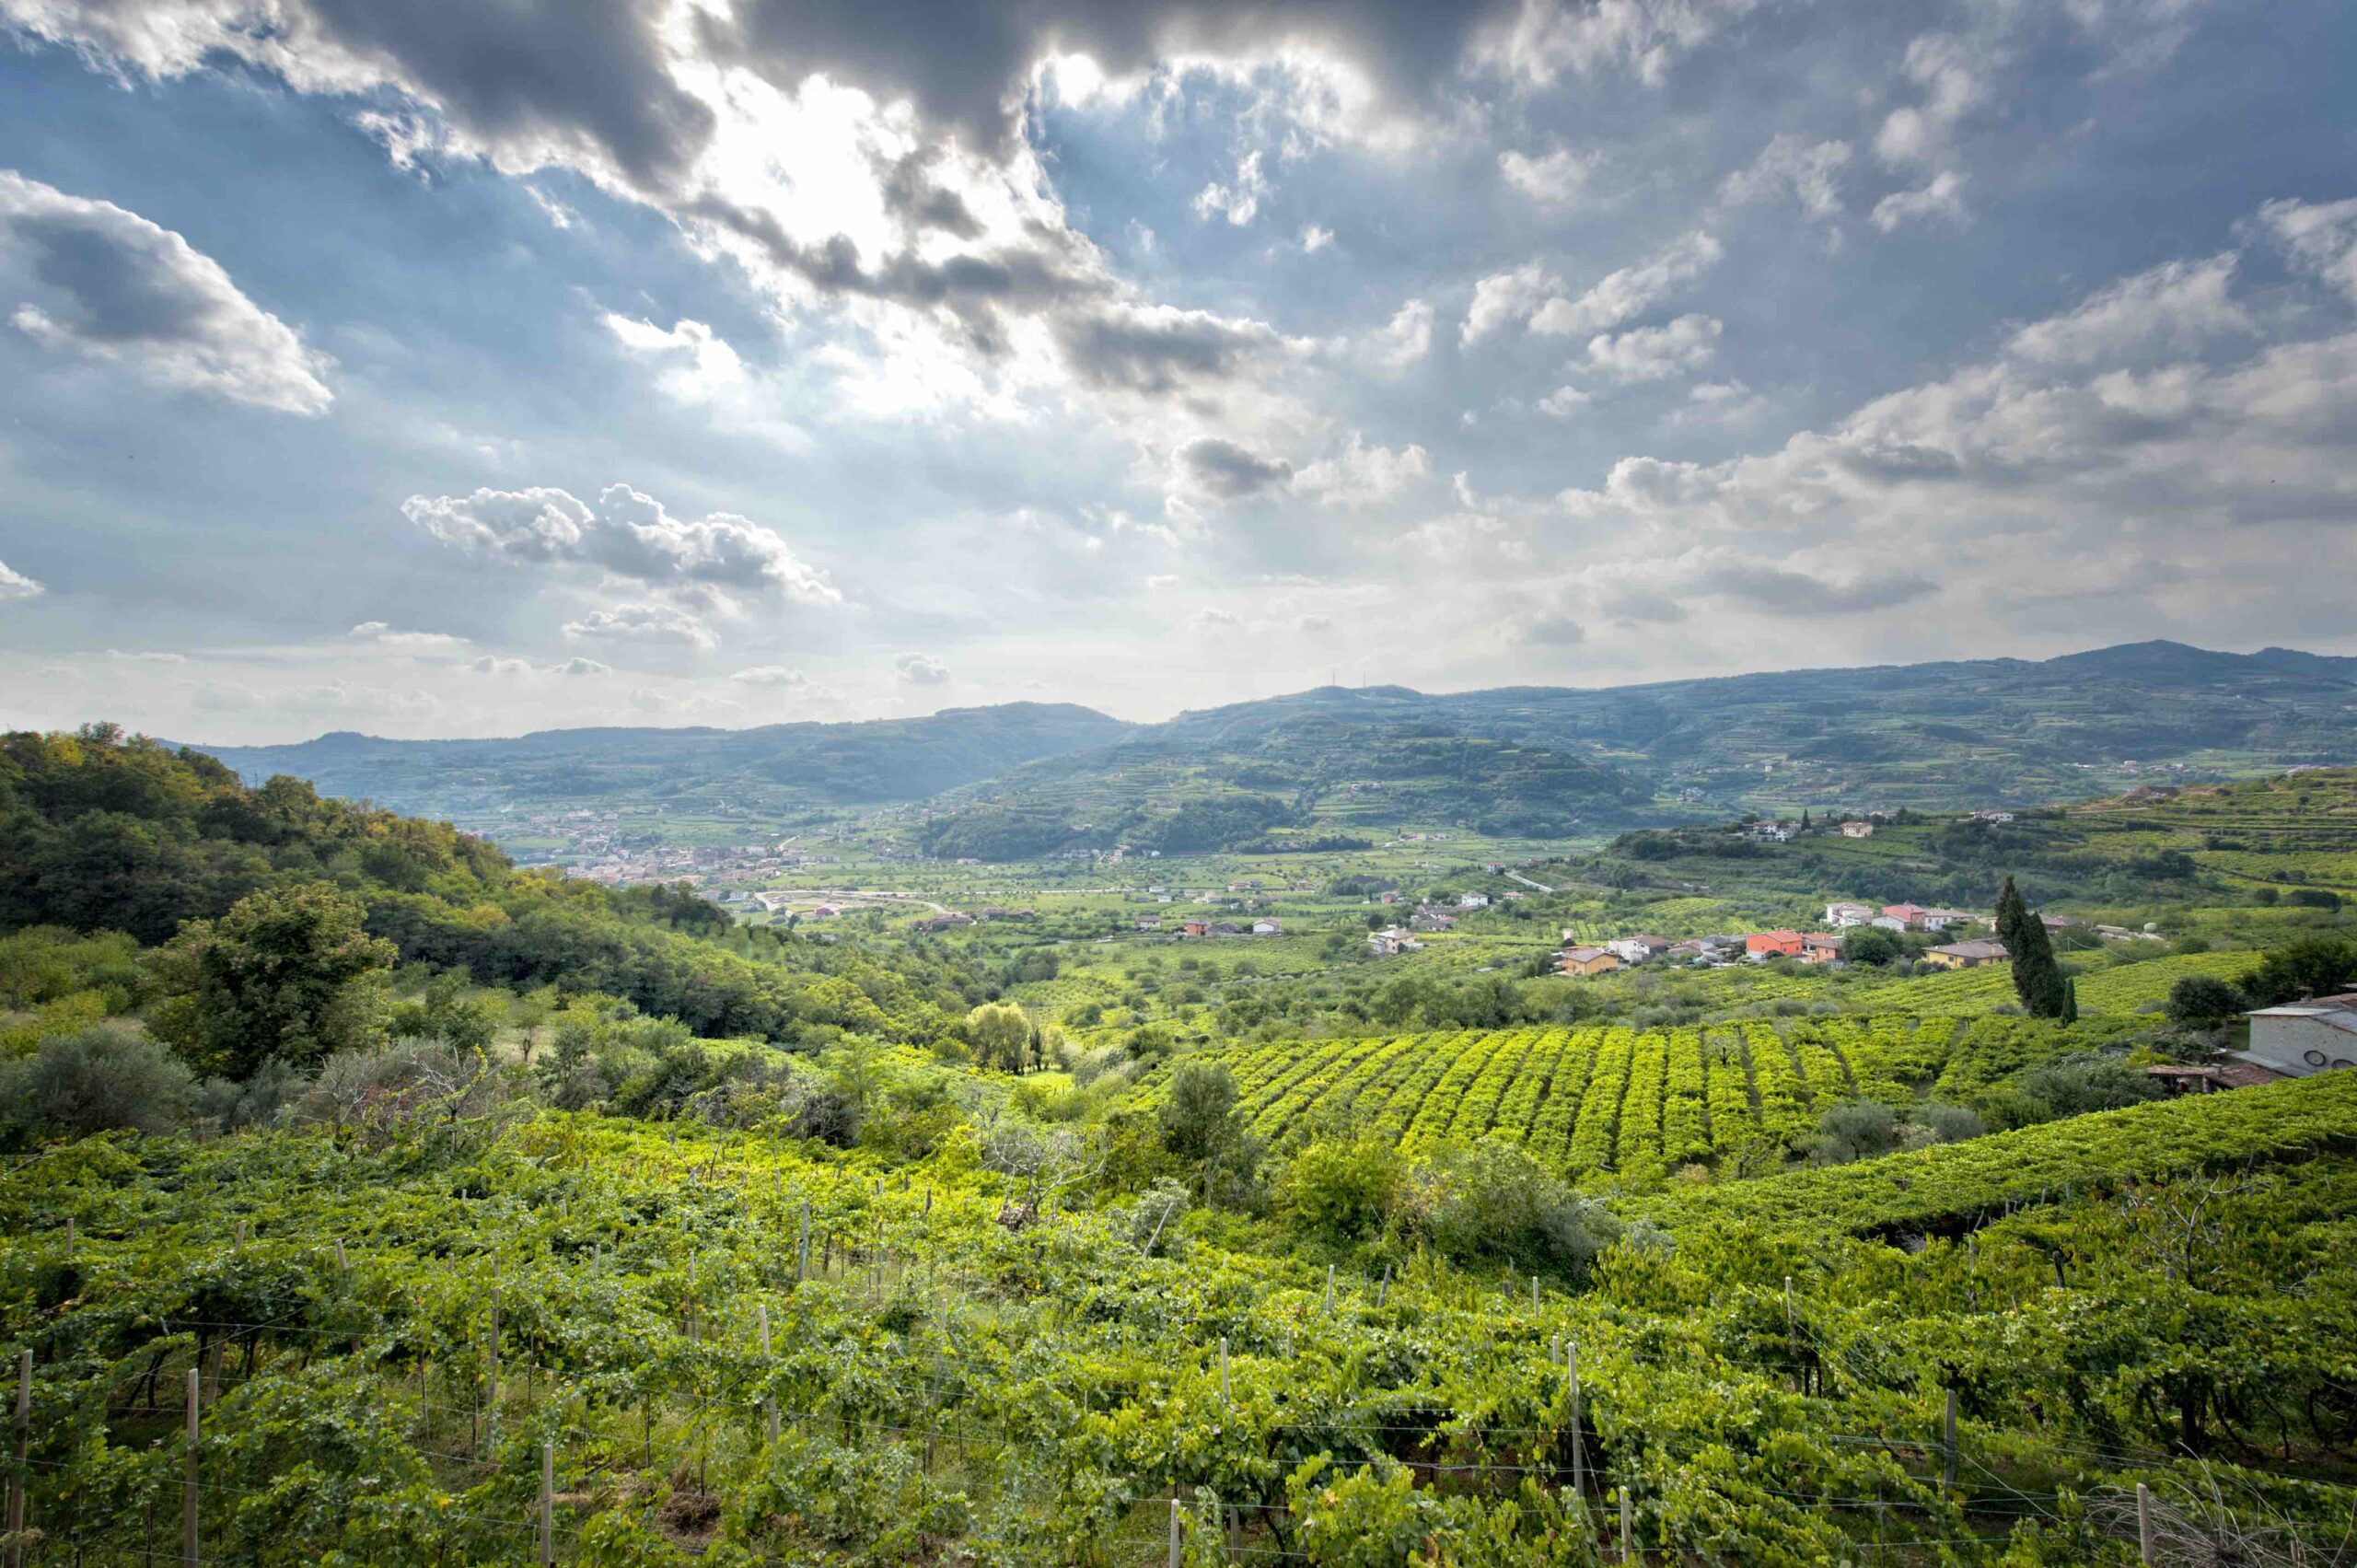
[184,642,2357,847]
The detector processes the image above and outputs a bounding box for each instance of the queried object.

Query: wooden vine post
[1943,1387,1958,1492]
[182,1368,200,1568]
[758,1302,779,1446]
[1567,1340,1584,1506]
[538,1441,554,1568]
[6,1350,29,1568]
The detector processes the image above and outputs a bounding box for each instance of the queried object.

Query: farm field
[1194,1013,2153,1177]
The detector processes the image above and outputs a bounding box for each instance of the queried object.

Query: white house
[1252,918,1282,935]
[1840,821,1875,838]
[1458,892,1491,909]
[2243,994,2357,1078]
[1605,938,1652,964]
[1826,901,1875,927]
[1922,909,1982,932]
[1869,915,1910,934]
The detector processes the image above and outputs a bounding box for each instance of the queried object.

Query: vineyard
[4,1087,2356,1566]
[1201,1014,2167,1176]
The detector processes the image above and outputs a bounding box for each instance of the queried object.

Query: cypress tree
[1995,875,2069,1018]
[2060,978,2079,1025]
[1800,808,1812,831]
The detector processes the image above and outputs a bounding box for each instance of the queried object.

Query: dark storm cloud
[300,0,715,191]
[1054,305,1276,391]
[0,168,331,412]
[1174,435,1292,497]
[707,0,1518,151]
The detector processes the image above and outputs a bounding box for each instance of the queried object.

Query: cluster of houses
[1178,918,1283,939]
[1553,900,2010,978]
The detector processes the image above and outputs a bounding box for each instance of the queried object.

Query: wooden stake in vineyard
[183,1368,200,1568]
[6,1350,29,1568]
[758,1302,779,1446]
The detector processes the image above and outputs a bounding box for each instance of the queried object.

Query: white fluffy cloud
[602,314,745,401]
[1531,231,1721,337]
[0,169,331,413]
[728,664,815,687]
[348,621,470,650]
[895,651,951,685]
[1871,170,1967,232]
[1462,259,1558,345]
[1721,134,1850,220]
[1292,433,1434,505]
[563,602,720,649]
[1538,202,2357,645]
[0,558,41,600]
[405,482,839,609]
[1584,313,1722,379]
[1497,145,1597,204]
[2260,197,2357,302]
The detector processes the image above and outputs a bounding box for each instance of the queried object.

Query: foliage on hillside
[0,728,990,1047]
[3,1089,2352,1564]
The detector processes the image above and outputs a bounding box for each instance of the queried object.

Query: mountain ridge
[168,642,2357,847]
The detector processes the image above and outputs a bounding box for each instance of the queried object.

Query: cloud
[1295,612,1333,632]
[1538,385,1592,416]
[1871,171,1968,232]
[1528,230,1721,337]
[1193,150,1268,226]
[563,602,719,649]
[348,621,470,650]
[1172,436,1294,501]
[557,656,610,676]
[2259,197,2357,303]
[0,558,41,600]
[602,314,746,401]
[1693,562,1937,614]
[1052,303,1282,393]
[1874,34,1987,168]
[1535,198,2357,654]
[1584,313,1722,378]
[0,169,332,413]
[1599,588,1687,623]
[404,482,839,606]
[1299,225,1334,254]
[106,647,185,663]
[895,651,951,685]
[1720,134,1849,220]
[728,664,815,687]
[1188,607,1240,629]
[465,654,535,676]
[1498,145,1597,204]
[1472,0,1764,87]
[1372,298,1433,367]
[2005,254,2246,366]
[1462,260,1558,345]
[1292,433,1433,505]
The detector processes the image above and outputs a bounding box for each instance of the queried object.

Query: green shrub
[0,1022,194,1144]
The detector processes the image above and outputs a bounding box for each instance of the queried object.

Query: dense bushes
[0,1022,194,1144]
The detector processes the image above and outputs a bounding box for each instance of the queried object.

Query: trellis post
[6,1350,29,1568]
[2137,1482,2154,1564]
[758,1302,778,1446]
[182,1369,200,1568]
[539,1440,554,1568]
[1943,1388,1958,1491]
[1568,1340,1584,1505]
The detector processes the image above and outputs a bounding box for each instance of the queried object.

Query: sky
[1,0,2353,744]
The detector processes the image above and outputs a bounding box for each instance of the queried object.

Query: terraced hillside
[1197,1016,2155,1179]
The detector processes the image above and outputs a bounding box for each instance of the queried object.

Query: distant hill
[176,642,2357,851]
[187,703,1136,821]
